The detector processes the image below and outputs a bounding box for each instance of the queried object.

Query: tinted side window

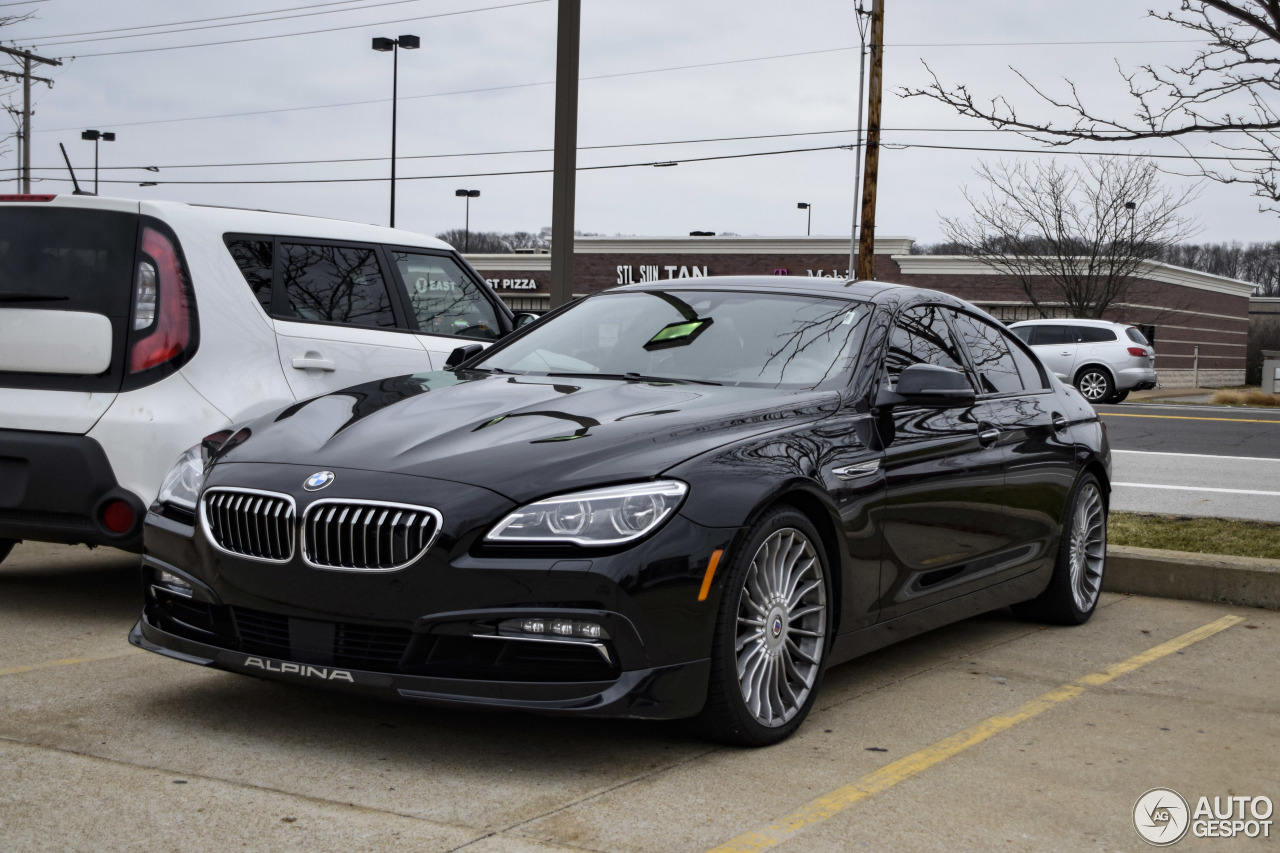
[1077,326,1117,343]
[1126,326,1150,345]
[885,305,967,384]
[392,251,501,340]
[278,243,396,328]
[948,311,1026,395]
[1011,326,1032,343]
[224,238,273,312]
[1029,325,1074,346]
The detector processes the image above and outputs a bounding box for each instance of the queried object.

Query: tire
[0,539,15,566]
[1074,367,1113,404]
[1012,473,1107,625]
[694,507,831,746]
[1107,389,1129,404]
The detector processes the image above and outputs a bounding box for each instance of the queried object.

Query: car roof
[1009,318,1133,328]
[611,275,967,307]
[4,194,455,252]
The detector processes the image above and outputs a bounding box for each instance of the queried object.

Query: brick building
[468,236,1256,388]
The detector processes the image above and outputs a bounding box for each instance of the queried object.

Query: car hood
[219,371,839,503]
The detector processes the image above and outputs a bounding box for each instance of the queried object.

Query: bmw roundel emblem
[303,471,335,491]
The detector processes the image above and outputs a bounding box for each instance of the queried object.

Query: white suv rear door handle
[292,355,336,371]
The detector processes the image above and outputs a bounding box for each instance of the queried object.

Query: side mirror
[444,343,485,370]
[882,364,976,408]
[512,312,540,329]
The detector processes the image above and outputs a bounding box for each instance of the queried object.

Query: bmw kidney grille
[201,488,297,563]
[302,499,441,571]
[201,491,441,570]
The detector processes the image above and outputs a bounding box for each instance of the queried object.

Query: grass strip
[1110,511,1280,560]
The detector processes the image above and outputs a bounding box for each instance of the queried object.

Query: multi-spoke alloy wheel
[735,527,826,728]
[1011,473,1108,625]
[696,508,830,745]
[1076,370,1112,403]
[1069,482,1106,612]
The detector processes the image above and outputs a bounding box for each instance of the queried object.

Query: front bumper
[130,612,710,718]
[0,428,146,549]
[135,465,740,719]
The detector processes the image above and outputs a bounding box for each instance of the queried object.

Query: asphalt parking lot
[2,542,1276,852]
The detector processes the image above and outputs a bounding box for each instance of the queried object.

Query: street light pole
[80,129,115,195]
[372,35,420,228]
[455,189,480,252]
[797,202,812,236]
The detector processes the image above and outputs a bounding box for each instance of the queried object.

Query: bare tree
[434,229,512,254]
[902,2,1280,214]
[940,156,1199,318]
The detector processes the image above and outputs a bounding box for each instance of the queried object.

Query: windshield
[476,289,870,390]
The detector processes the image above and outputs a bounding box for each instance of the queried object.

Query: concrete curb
[1104,545,1280,610]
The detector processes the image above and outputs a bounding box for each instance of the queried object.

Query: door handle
[978,428,1001,446]
[291,356,336,372]
[1052,414,1068,431]
[1060,351,1072,356]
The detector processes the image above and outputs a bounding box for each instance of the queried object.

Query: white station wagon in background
[1009,318,1158,404]
[0,194,518,563]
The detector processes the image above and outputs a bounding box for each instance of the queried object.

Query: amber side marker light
[698,549,724,602]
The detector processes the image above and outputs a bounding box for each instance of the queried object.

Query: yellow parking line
[0,650,140,678]
[1101,412,1280,424]
[708,614,1244,853]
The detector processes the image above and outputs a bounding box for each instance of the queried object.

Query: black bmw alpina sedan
[133,276,1110,745]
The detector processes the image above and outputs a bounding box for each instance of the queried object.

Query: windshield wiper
[546,371,722,386]
[0,291,69,302]
[467,366,527,375]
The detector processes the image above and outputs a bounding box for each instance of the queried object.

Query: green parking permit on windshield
[644,317,713,350]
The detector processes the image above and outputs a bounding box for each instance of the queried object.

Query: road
[1,542,1276,852]
[1095,402,1280,522]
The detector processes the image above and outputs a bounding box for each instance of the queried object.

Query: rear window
[1077,326,1117,343]
[1125,327,1150,346]
[0,208,137,317]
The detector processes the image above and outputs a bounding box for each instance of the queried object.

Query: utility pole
[548,0,581,309]
[848,0,871,279]
[0,46,62,194]
[854,0,883,281]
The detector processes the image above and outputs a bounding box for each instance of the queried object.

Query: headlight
[485,481,688,546]
[156,443,207,511]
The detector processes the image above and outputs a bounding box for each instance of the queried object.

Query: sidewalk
[1125,387,1219,404]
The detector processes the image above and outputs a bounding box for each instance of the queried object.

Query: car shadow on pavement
[0,543,142,621]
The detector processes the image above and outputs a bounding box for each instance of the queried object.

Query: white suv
[0,194,519,563]
[1009,318,1157,404]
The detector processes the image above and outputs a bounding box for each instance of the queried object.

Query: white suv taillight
[134,260,157,330]
[1126,346,1148,357]
[129,226,192,373]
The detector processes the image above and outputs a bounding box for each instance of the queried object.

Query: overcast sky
[2,0,1276,247]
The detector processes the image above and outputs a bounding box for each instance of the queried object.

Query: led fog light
[155,569,193,597]
[500,617,609,640]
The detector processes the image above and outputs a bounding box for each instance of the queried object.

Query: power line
[25,125,1186,174]
[26,139,1277,188]
[0,0,49,7]
[19,0,374,42]
[32,143,859,185]
[36,34,1222,133]
[881,140,1276,161]
[58,0,551,58]
[29,0,436,49]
